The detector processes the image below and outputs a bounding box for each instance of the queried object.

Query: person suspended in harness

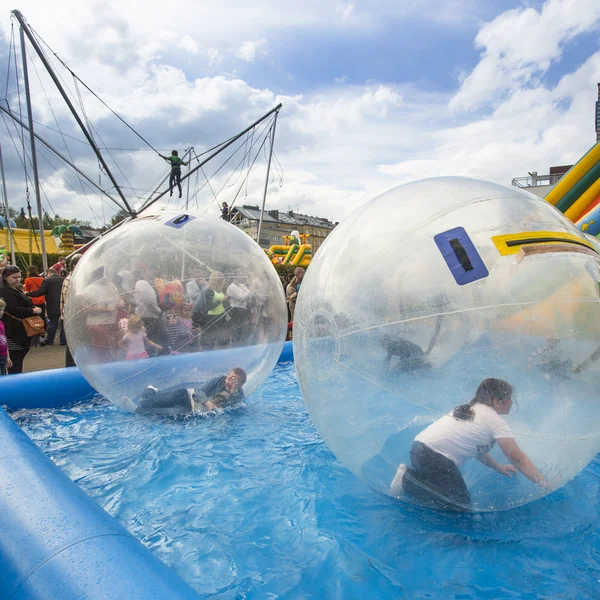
[221,202,230,221]
[160,150,188,198]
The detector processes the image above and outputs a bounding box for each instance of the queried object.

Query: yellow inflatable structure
[0,227,73,256]
[267,232,312,267]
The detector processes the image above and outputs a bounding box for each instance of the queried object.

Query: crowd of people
[0,255,304,376]
[66,260,299,366]
[0,250,299,379]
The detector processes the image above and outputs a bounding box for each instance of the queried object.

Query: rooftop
[232,205,336,229]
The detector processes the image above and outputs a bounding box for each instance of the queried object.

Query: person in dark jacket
[134,368,247,415]
[0,265,43,373]
[27,268,66,346]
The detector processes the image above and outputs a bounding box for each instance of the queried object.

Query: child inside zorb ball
[390,378,548,511]
[294,177,600,512]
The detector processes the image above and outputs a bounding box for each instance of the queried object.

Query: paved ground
[23,343,68,373]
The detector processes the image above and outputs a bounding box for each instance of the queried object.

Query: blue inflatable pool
[0,342,293,600]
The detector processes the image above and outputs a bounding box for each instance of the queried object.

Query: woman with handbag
[24,265,47,345]
[0,266,43,374]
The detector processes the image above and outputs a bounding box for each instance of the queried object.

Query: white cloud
[177,35,200,55]
[2,0,600,229]
[235,39,267,63]
[450,0,600,112]
[337,2,355,21]
[207,48,221,66]
[380,50,600,189]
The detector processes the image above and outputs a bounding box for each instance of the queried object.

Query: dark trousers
[136,388,193,415]
[0,356,7,375]
[403,441,471,511]
[46,315,66,345]
[141,317,165,347]
[65,344,76,367]
[169,170,182,196]
[8,348,29,374]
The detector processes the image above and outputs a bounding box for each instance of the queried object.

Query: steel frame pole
[257,109,279,247]
[12,10,134,217]
[0,143,16,264]
[19,25,48,273]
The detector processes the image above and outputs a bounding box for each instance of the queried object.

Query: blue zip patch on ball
[434,227,489,285]
[165,213,196,229]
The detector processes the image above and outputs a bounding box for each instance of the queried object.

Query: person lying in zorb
[528,336,572,378]
[390,378,549,510]
[381,333,429,375]
[134,368,247,416]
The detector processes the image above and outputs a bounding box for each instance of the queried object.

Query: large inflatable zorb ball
[294,177,600,512]
[64,210,287,411]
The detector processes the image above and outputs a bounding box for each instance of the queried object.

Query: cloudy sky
[0,0,599,228]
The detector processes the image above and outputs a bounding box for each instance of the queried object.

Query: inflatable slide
[545,140,600,235]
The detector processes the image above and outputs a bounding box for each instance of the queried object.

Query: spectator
[163,303,194,353]
[27,267,66,346]
[24,265,47,342]
[294,267,305,293]
[51,256,67,273]
[0,298,12,375]
[185,269,207,304]
[61,254,82,367]
[202,271,228,348]
[134,276,164,344]
[286,275,298,321]
[119,315,163,360]
[83,267,121,361]
[226,275,252,345]
[0,265,43,373]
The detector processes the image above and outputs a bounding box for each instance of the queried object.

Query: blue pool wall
[0,341,293,600]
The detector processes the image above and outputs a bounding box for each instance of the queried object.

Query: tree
[15,207,28,229]
[108,208,130,228]
[43,210,53,230]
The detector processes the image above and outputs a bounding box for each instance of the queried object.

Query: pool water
[12,363,600,599]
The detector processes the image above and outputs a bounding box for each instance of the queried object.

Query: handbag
[5,312,46,337]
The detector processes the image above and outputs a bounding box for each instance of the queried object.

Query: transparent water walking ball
[63,210,287,410]
[294,177,600,511]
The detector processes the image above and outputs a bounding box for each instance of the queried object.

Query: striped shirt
[60,273,72,316]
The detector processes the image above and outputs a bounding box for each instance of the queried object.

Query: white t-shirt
[415,404,514,466]
[134,280,161,318]
[122,331,147,355]
[186,280,200,302]
[84,281,120,325]
[226,282,251,309]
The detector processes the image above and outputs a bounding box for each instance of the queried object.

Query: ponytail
[453,378,513,421]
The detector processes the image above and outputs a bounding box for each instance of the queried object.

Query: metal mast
[19,24,48,273]
[0,143,16,265]
[12,10,135,217]
[257,108,279,246]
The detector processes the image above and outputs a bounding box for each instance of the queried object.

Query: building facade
[511,165,572,198]
[229,205,336,250]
